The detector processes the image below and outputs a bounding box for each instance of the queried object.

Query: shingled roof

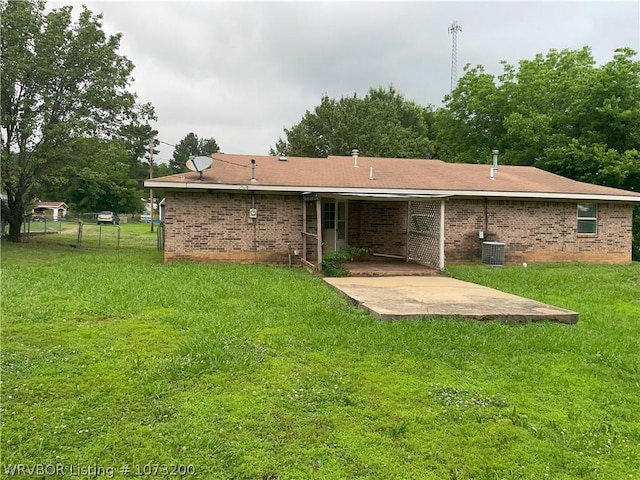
[146,154,640,202]
[35,201,68,209]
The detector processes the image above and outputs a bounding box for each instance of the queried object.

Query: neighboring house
[33,201,68,221]
[145,152,640,269]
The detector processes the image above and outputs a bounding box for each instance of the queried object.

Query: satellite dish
[186,155,213,172]
[185,155,213,179]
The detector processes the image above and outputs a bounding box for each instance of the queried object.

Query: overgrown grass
[2,238,639,479]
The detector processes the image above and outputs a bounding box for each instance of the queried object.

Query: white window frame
[577,203,597,234]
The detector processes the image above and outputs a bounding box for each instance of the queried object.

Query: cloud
[45,0,640,161]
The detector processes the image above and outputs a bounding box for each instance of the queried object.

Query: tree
[169,133,220,173]
[1,0,150,241]
[271,86,436,158]
[38,137,142,213]
[436,47,640,176]
[118,101,158,190]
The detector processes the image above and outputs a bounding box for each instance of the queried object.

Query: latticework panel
[407,201,441,268]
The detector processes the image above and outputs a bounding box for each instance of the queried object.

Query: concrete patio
[324,275,579,324]
[345,260,439,277]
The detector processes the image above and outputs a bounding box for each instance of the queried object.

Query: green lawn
[2,236,639,479]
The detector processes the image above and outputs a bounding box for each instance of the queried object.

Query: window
[323,202,335,229]
[577,203,597,234]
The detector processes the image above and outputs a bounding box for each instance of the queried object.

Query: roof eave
[144,180,640,203]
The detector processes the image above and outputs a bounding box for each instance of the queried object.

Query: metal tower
[448,20,462,93]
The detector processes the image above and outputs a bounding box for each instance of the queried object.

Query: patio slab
[345,261,439,277]
[324,276,578,324]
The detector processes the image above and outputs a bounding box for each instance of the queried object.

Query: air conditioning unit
[482,242,505,267]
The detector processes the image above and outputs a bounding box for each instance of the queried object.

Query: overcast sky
[47,0,639,163]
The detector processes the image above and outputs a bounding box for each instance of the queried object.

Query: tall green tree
[119,101,158,190]
[271,86,436,158]
[169,133,220,173]
[0,0,150,241]
[436,46,640,180]
[39,137,142,213]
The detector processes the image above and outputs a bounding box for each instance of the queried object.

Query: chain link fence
[12,216,162,250]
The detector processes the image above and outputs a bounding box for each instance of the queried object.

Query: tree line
[2,0,639,246]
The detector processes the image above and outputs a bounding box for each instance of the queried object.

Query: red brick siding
[445,199,633,264]
[163,192,633,266]
[348,201,408,257]
[303,199,318,262]
[164,192,303,263]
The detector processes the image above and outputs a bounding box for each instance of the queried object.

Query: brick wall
[163,192,633,266]
[303,199,318,263]
[163,192,304,264]
[445,199,633,264]
[348,200,408,257]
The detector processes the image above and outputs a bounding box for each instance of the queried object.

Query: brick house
[145,152,640,269]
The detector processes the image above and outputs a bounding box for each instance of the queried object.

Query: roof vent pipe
[250,159,256,182]
[351,148,360,168]
[492,149,499,171]
[369,166,374,180]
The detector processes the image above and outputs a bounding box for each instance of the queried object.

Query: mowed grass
[1,236,639,479]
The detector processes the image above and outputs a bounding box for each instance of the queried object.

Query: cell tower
[448,20,462,93]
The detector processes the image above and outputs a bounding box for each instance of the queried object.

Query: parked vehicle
[97,211,119,225]
[140,214,151,223]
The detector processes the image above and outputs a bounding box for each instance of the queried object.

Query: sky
[46,0,640,164]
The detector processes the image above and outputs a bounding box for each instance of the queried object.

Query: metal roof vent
[351,148,360,168]
[492,149,499,171]
[278,155,287,162]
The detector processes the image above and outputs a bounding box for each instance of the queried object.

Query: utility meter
[249,208,258,219]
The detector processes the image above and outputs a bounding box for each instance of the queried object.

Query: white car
[97,211,119,225]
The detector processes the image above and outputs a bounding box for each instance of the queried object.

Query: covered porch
[301,193,447,273]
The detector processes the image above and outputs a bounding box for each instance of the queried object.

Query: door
[322,199,347,252]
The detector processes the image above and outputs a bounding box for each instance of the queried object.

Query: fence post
[76,221,83,248]
[117,226,121,249]
[98,224,102,248]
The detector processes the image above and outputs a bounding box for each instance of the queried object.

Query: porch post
[302,197,307,261]
[316,198,323,270]
[439,199,445,271]
[406,200,411,262]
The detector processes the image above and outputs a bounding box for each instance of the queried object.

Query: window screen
[577,203,597,234]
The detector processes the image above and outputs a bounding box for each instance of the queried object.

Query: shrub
[321,245,368,277]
